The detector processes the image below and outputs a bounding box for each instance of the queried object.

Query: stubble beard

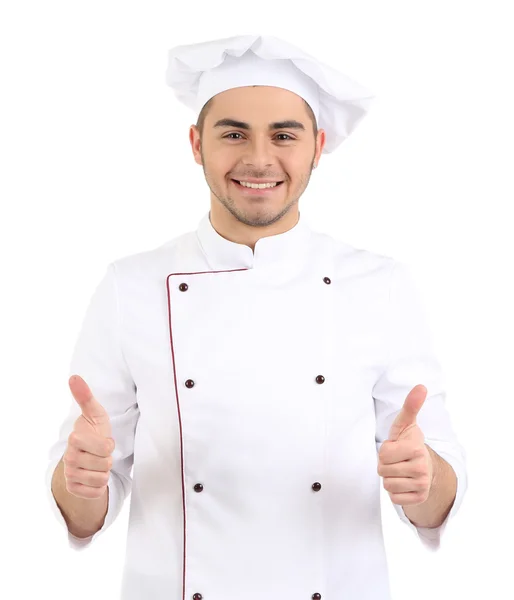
[201,150,316,228]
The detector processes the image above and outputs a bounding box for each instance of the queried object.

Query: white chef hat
[165,34,375,154]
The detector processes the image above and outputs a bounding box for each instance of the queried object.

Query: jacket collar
[196,210,312,270]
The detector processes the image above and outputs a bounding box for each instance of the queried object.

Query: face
[189,85,325,228]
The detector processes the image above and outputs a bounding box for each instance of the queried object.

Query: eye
[275,133,294,141]
[224,132,244,140]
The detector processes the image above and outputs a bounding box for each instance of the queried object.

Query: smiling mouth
[231,179,284,189]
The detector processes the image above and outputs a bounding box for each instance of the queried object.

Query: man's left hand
[377,384,434,506]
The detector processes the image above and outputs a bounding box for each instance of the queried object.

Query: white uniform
[45,211,467,600]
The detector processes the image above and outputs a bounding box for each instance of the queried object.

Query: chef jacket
[45,210,467,600]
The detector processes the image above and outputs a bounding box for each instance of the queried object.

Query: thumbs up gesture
[377,384,434,506]
[62,375,115,499]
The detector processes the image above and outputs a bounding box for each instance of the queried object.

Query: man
[46,34,467,600]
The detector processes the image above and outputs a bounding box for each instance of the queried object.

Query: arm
[45,263,139,549]
[373,260,467,549]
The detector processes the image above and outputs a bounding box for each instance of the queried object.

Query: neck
[209,200,300,253]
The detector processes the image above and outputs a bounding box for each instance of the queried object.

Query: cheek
[283,153,311,175]
[202,153,231,177]
[286,166,311,186]
[210,152,238,178]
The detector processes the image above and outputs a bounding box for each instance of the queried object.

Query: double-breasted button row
[193,593,322,598]
[185,375,325,388]
[180,276,329,600]
[192,482,321,493]
[178,276,331,293]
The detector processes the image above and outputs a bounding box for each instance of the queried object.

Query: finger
[69,430,114,457]
[66,481,108,500]
[378,455,424,478]
[69,375,110,426]
[388,385,427,441]
[389,491,426,505]
[64,448,113,472]
[379,440,424,465]
[400,385,427,426]
[383,477,421,494]
[64,466,110,488]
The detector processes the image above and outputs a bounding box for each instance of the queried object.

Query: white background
[2,0,513,598]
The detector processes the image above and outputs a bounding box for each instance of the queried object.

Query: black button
[312,594,322,599]
[315,375,325,384]
[179,283,189,291]
[194,483,203,493]
[323,277,331,284]
[185,379,195,388]
[193,594,203,600]
[312,482,322,491]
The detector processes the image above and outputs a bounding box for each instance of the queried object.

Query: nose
[241,135,275,170]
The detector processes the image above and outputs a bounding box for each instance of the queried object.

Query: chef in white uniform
[45,34,467,600]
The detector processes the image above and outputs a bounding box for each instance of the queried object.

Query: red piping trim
[166,267,249,600]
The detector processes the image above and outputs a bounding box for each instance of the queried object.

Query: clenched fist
[63,375,115,499]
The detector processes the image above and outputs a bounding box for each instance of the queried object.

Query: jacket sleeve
[373,259,468,552]
[45,262,140,551]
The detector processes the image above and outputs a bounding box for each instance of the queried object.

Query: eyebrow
[213,118,306,131]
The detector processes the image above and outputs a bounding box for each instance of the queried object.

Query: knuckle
[420,476,431,488]
[106,456,113,470]
[411,464,424,476]
[93,486,107,498]
[64,454,77,467]
[85,471,109,487]
[65,481,79,495]
[64,466,77,480]
[85,472,97,486]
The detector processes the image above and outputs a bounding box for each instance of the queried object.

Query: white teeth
[238,181,279,189]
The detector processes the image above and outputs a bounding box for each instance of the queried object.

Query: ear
[189,125,203,166]
[315,129,326,164]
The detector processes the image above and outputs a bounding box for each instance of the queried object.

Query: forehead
[207,86,308,119]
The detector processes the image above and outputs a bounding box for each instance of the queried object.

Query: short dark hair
[195,93,318,137]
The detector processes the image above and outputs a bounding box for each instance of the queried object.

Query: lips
[230,179,284,195]
[231,179,284,186]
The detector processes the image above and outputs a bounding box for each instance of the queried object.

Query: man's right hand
[63,375,114,499]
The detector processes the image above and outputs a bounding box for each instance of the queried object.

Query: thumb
[388,384,427,441]
[69,374,111,430]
